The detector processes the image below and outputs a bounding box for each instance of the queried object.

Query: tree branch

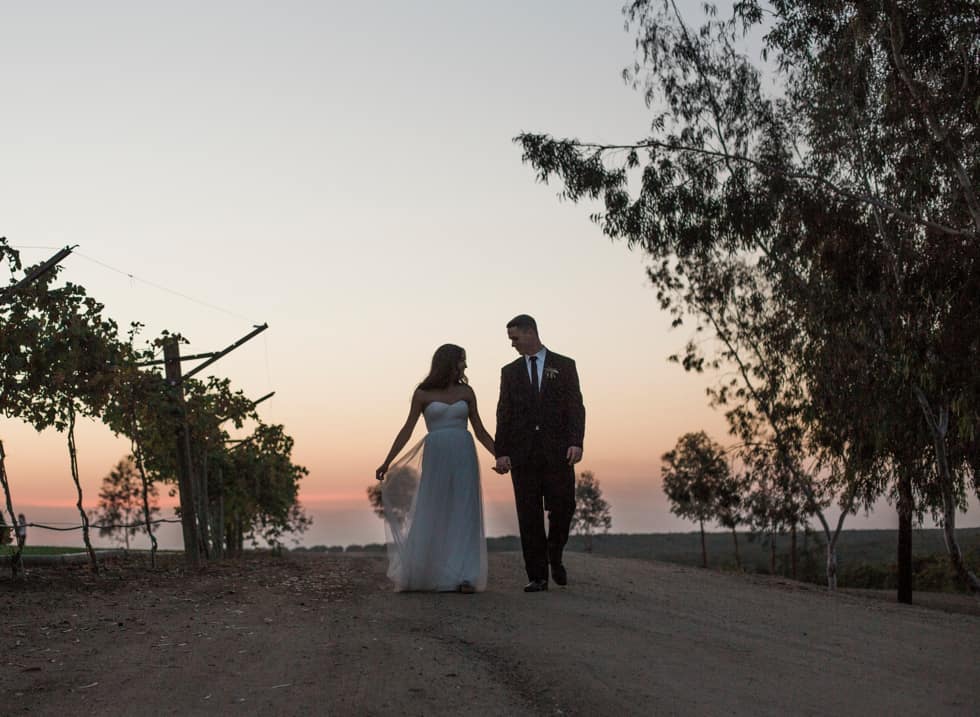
[668,0,737,177]
[560,138,976,238]
[887,8,980,234]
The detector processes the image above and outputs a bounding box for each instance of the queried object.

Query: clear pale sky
[2,1,976,548]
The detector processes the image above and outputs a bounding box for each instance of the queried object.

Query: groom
[495,315,585,592]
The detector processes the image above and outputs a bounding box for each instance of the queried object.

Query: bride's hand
[375,464,388,481]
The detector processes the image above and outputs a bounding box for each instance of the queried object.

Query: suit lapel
[513,358,533,396]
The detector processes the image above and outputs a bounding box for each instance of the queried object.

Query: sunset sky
[2,1,977,548]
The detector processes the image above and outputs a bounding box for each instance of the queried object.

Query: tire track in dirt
[3,550,979,715]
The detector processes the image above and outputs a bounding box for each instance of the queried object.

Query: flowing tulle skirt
[382,428,488,592]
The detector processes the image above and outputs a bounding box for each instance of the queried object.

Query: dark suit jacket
[495,350,585,470]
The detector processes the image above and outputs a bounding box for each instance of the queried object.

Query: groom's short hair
[507,314,537,333]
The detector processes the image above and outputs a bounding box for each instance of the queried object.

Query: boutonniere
[544,367,560,380]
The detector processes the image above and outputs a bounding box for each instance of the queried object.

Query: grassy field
[0,545,88,556]
[12,528,980,593]
[326,527,980,593]
[551,528,980,592]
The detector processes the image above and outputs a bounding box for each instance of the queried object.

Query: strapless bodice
[423,399,469,433]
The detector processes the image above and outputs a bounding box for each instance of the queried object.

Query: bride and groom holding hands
[376,314,586,594]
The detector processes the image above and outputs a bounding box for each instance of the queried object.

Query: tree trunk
[790,524,798,580]
[129,411,158,568]
[229,517,241,557]
[730,525,741,570]
[163,339,201,567]
[212,473,224,560]
[699,519,707,568]
[913,387,980,593]
[937,474,980,593]
[769,528,776,575]
[896,467,914,604]
[796,467,856,590]
[826,540,838,591]
[197,444,211,559]
[68,407,98,574]
[0,442,23,578]
[227,521,234,557]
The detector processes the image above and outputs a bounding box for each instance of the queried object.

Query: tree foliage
[89,456,160,550]
[516,0,980,593]
[224,423,311,553]
[571,470,613,551]
[662,432,731,567]
[1,237,310,568]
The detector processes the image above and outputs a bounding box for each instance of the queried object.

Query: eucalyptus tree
[740,444,821,579]
[743,463,783,575]
[667,255,856,587]
[571,470,613,552]
[800,272,936,600]
[761,0,980,591]
[661,431,730,567]
[713,467,746,569]
[516,0,979,592]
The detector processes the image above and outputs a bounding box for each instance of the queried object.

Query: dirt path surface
[2,551,978,716]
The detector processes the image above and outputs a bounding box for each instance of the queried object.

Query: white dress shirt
[525,347,547,390]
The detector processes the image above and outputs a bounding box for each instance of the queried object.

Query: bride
[376,344,496,593]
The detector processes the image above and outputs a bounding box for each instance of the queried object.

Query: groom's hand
[494,456,511,474]
[566,446,583,466]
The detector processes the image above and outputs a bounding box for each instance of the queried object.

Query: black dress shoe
[551,564,567,586]
[523,579,549,592]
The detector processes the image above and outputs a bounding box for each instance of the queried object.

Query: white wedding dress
[382,399,488,592]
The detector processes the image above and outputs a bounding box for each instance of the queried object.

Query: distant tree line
[661,430,821,579]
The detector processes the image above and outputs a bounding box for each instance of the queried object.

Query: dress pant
[510,436,576,582]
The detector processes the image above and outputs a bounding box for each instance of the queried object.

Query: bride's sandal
[458,581,475,594]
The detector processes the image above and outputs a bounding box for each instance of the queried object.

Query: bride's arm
[376,390,424,480]
[464,387,496,457]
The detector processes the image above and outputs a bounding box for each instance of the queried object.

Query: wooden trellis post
[163,338,202,567]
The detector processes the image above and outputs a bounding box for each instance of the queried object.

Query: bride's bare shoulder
[463,385,485,408]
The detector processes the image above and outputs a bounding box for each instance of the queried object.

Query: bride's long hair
[417,344,467,390]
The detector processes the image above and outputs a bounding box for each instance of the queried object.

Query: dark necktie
[529,355,539,394]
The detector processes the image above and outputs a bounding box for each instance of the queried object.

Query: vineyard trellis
[0,237,310,577]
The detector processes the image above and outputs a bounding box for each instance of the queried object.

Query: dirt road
[2,551,977,715]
